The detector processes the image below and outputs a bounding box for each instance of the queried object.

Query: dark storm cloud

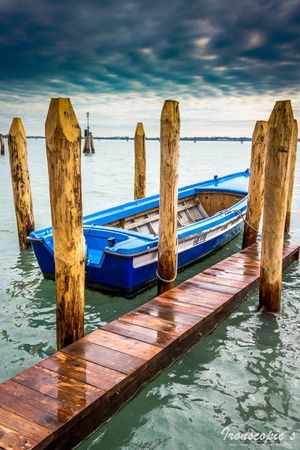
[0,0,300,95]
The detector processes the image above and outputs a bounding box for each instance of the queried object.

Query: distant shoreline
[2,135,252,142]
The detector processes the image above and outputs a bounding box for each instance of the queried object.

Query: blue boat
[29,170,249,297]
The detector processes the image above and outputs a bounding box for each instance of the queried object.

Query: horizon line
[1,135,253,141]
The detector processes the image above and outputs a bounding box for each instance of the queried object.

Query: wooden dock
[0,242,299,450]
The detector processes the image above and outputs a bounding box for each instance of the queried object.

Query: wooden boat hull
[29,170,249,297]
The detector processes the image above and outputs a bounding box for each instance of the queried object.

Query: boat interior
[107,191,245,235]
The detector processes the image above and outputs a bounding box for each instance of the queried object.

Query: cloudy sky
[0,0,299,136]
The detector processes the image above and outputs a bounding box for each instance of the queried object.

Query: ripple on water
[0,141,300,449]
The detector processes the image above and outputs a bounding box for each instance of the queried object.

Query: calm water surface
[0,140,299,449]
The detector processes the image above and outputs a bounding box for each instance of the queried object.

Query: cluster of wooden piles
[2,96,299,344]
[83,112,95,154]
[0,96,298,449]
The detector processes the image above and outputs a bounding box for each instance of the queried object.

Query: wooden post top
[161,100,180,122]
[269,100,293,129]
[160,100,180,156]
[9,118,26,139]
[46,98,81,143]
[253,120,268,135]
[135,122,145,136]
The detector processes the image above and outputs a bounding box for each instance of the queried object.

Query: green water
[0,140,299,449]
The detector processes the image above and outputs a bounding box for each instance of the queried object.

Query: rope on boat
[156,208,258,284]
[156,236,179,283]
[229,209,259,233]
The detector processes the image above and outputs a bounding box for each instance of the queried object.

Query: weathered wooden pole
[83,132,93,154]
[83,112,95,154]
[285,119,298,233]
[0,134,4,155]
[45,98,85,350]
[8,118,35,249]
[259,100,294,313]
[157,100,180,294]
[134,122,146,200]
[242,121,268,248]
[91,132,95,154]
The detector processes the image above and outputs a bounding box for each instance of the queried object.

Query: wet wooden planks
[0,243,298,450]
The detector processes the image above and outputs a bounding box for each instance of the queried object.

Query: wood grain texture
[120,310,189,336]
[150,297,213,317]
[259,101,294,312]
[172,282,232,301]
[0,422,37,450]
[139,303,207,326]
[13,365,103,407]
[0,406,50,444]
[157,100,180,294]
[45,98,85,350]
[61,340,145,375]
[242,121,268,248]
[8,118,35,249]
[0,243,298,449]
[39,351,126,392]
[285,119,298,233]
[103,319,177,347]
[83,329,161,359]
[203,267,255,283]
[206,263,259,277]
[198,192,244,216]
[134,122,146,200]
[0,387,66,432]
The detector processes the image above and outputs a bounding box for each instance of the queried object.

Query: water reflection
[80,271,300,449]
[1,140,300,448]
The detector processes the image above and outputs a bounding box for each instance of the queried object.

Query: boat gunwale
[82,172,249,227]
[83,168,249,221]
[29,170,249,259]
[30,193,247,257]
[103,210,246,259]
[29,170,249,239]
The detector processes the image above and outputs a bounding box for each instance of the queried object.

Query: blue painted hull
[30,170,249,297]
[86,220,244,295]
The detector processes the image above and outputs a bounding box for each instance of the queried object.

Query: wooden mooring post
[45,98,85,350]
[83,131,95,154]
[83,112,95,154]
[8,118,35,249]
[285,119,298,233]
[134,122,146,199]
[242,121,268,248]
[259,101,294,312]
[0,134,4,155]
[157,100,180,294]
